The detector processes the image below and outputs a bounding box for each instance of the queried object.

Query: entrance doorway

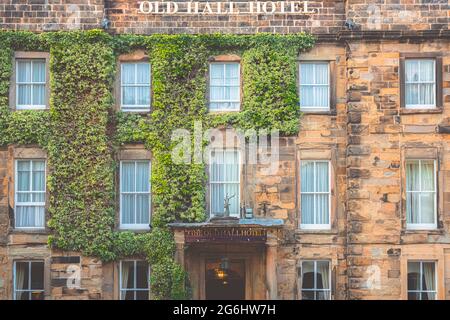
[205,259,245,300]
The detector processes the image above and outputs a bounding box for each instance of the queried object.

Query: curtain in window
[300,63,329,109]
[121,162,135,225]
[317,261,330,300]
[405,59,435,107]
[406,160,435,226]
[121,261,131,300]
[301,162,314,224]
[136,162,150,224]
[407,262,421,300]
[15,262,26,300]
[423,262,435,300]
[210,150,239,216]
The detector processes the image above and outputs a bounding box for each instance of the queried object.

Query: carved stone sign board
[184,227,267,243]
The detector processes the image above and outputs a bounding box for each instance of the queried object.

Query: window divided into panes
[299,62,330,111]
[15,160,46,229]
[13,261,45,300]
[405,59,436,109]
[121,62,151,112]
[407,261,436,300]
[301,260,331,300]
[209,63,240,111]
[209,149,240,217]
[300,160,331,229]
[120,260,150,300]
[406,160,436,230]
[120,161,151,229]
[16,59,46,109]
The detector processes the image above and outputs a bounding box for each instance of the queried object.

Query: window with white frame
[404,59,436,109]
[120,260,150,300]
[16,59,46,109]
[120,161,151,229]
[209,62,240,111]
[209,149,240,217]
[407,261,436,300]
[406,160,436,230]
[13,261,45,300]
[15,160,46,229]
[301,260,331,300]
[299,62,330,111]
[121,62,151,112]
[300,160,331,229]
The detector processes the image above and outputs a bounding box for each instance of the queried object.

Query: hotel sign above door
[184,227,267,243]
[138,1,318,15]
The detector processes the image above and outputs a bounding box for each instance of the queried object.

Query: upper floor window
[13,260,44,300]
[209,149,240,217]
[120,161,151,229]
[209,63,240,111]
[16,59,46,110]
[15,160,46,229]
[299,62,330,111]
[407,261,436,300]
[300,160,330,229]
[120,260,150,300]
[301,260,331,300]
[405,59,436,109]
[121,62,151,112]
[406,160,436,230]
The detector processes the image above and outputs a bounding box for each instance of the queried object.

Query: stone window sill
[400,108,443,115]
[9,228,50,235]
[295,229,338,235]
[401,229,444,235]
[301,110,337,116]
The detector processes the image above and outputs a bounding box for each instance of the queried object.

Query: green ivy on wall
[0,30,314,299]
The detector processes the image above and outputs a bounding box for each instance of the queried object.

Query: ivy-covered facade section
[0,30,314,299]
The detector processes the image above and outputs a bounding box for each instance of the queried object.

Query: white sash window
[16,59,46,109]
[13,261,45,300]
[407,261,436,300]
[120,260,150,300]
[405,59,436,109]
[121,62,151,112]
[299,62,330,111]
[209,63,240,111]
[301,260,331,300]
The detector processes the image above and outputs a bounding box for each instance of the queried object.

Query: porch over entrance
[169,218,283,300]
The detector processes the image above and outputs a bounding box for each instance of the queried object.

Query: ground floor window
[407,261,436,300]
[301,260,331,300]
[120,260,150,300]
[13,260,44,300]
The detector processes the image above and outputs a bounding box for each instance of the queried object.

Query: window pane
[405,84,419,105]
[121,261,134,289]
[30,262,44,290]
[17,168,30,193]
[406,192,420,224]
[301,194,314,224]
[121,162,135,192]
[136,63,150,84]
[33,84,46,106]
[136,162,150,192]
[122,86,135,106]
[316,290,330,300]
[223,152,239,182]
[15,262,29,290]
[316,261,330,290]
[210,64,224,85]
[301,290,315,300]
[211,183,224,215]
[16,206,35,227]
[302,261,315,289]
[17,61,31,82]
[406,161,420,191]
[408,292,420,300]
[122,64,135,84]
[18,84,32,105]
[422,262,435,291]
[421,161,434,191]
[300,86,314,107]
[121,194,135,224]
[419,60,434,82]
[136,194,149,224]
[316,194,329,225]
[225,64,239,85]
[300,64,314,84]
[136,87,150,106]
[32,61,46,82]
[315,162,329,192]
[407,262,420,291]
[301,162,314,192]
[420,193,434,224]
[405,60,419,82]
[136,290,149,300]
[136,261,149,289]
[315,64,329,85]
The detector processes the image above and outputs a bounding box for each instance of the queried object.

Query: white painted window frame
[14,159,46,230]
[13,260,45,300]
[407,260,437,300]
[406,159,437,230]
[120,62,151,112]
[404,59,436,109]
[119,160,151,230]
[15,59,47,110]
[209,62,241,112]
[299,62,330,112]
[300,160,331,230]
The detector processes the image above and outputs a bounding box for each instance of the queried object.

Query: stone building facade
[0,0,450,300]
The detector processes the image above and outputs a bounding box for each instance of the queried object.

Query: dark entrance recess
[205,259,245,300]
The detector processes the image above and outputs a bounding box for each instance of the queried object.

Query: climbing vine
[0,30,314,299]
